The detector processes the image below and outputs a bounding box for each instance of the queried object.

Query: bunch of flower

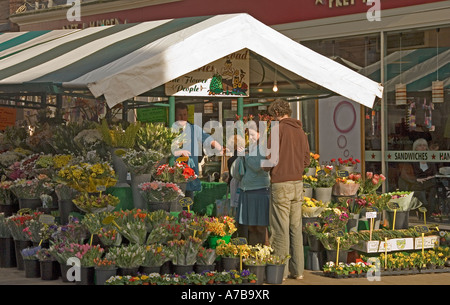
[99,120,141,149]
[0,150,24,170]
[146,223,183,245]
[319,207,349,231]
[323,261,372,277]
[6,153,40,180]
[302,175,317,188]
[107,244,146,268]
[0,213,11,238]
[98,227,122,246]
[81,212,122,246]
[138,181,184,202]
[73,128,105,152]
[21,246,41,260]
[215,239,250,258]
[335,173,362,185]
[72,193,120,213]
[73,243,105,266]
[197,246,217,266]
[317,231,358,251]
[304,222,325,237]
[93,257,116,269]
[51,217,88,244]
[0,179,13,204]
[117,219,147,245]
[204,216,237,237]
[330,157,361,168]
[9,174,53,199]
[358,172,386,195]
[6,211,43,241]
[347,197,372,215]
[266,254,291,265]
[314,171,336,188]
[23,218,56,243]
[302,197,326,218]
[308,153,320,168]
[142,243,171,267]
[166,236,204,266]
[48,242,80,264]
[244,244,274,265]
[36,248,56,261]
[52,154,73,170]
[155,162,197,183]
[57,161,117,193]
[117,148,164,175]
[136,122,182,157]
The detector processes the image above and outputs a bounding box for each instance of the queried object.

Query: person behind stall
[264,98,311,280]
[398,138,438,214]
[235,122,270,246]
[171,103,223,199]
[226,134,245,218]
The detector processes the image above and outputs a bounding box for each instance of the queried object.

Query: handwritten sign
[39,214,55,225]
[365,207,378,219]
[336,170,349,178]
[231,237,248,245]
[387,202,400,211]
[414,225,430,234]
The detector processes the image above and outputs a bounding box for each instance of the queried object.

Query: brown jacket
[266,117,310,183]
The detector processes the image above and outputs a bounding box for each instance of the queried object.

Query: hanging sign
[165,49,250,97]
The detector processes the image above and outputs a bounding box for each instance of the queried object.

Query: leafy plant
[136,123,181,157]
[99,119,141,148]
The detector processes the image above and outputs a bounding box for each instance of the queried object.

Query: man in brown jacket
[265,98,310,280]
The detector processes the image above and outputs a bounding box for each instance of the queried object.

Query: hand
[174,150,191,157]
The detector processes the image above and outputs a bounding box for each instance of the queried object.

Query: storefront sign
[365,150,450,162]
[165,49,250,97]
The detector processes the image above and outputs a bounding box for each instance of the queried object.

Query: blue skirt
[238,188,270,226]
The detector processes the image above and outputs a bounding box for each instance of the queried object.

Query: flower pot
[313,187,332,203]
[140,265,161,275]
[221,257,240,271]
[0,203,19,217]
[18,198,42,210]
[77,266,95,285]
[60,262,71,282]
[131,173,152,210]
[265,264,285,284]
[346,213,359,233]
[194,263,216,274]
[95,267,117,285]
[0,237,17,268]
[58,199,78,225]
[173,264,194,275]
[303,187,313,198]
[160,261,173,275]
[338,165,355,173]
[147,201,171,212]
[325,249,348,264]
[244,264,266,285]
[14,239,32,270]
[111,148,130,188]
[386,210,409,230]
[24,259,41,278]
[40,260,59,280]
[307,234,323,252]
[118,266,140,276]
[208,235,231,249]
[305,167,316,176]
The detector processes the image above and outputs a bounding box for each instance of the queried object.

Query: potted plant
[138,181,184,211]
[93,257,117,285]
[313,170,336,203]
[36,247,59,280]
[240,269,257,284]
[154,162,198,191]
[107,243,146,276]
[204,216,237,249]
[74,243,105,285]
[305,152,320,176]
[330,157,361,173]
[0,213,16,268]
[215,239,249,271]
[0,179,16,217]
[265,253,290,284]
[302,175,317,198]
[195,246,217,273]
[166,236,204,275]
[243,244,273,285]
[317,231,358,264]
[141,243,171,274]
[21,245,41,278]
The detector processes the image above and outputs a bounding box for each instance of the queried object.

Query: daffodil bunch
[302,175,317,188]
[57,162,117,193]
[72,193,120,213]
[215,239,250,258]
[204,216,237,237]
[302,197,326,217]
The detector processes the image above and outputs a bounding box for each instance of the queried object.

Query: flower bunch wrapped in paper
[72,193,120,213]
[383,191,417,211]
[6,211,43,241]
[143,243,171,267]
[10,174,53,199]
[332,173,361,196]
[155,162,197,183]
[197,246,217,265]
[57,162,117,193]
[117,148,164,175]
[358,172,386,195]
[0,180,13,204]
[302,197,327,217]
[146,223,183,244]
[166,236,203,266]
[107,244,146,268]
[138,181,184,202]
[204,216,237,237]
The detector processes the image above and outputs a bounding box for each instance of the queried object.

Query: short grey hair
[412,138,428,151]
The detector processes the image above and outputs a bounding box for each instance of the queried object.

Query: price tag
[188,224,204,232]
[39,214,55,225]
[231,237,248,245]
[96,185,107,192]
[179,197,193,208]
[418,207,427,213]
[336,196,352,204]
[303,183,311,189]
[316,169,326,176]
[387,202,400,210]
[331,230,345,237]
[414,225,430,234]
[365,207,378,219]
[336,170,349,178]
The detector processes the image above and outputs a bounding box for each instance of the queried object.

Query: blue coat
[238,146,270,192]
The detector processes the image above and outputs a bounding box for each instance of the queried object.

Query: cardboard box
[414,235,440,249]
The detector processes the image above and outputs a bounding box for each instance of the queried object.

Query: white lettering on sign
[365,150,449,162]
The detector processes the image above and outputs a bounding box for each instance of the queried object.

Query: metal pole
[168,96,175,126]
[237,97,244,119]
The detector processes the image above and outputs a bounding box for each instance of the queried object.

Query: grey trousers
[269,181,304,278]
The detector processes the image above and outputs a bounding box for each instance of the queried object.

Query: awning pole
[237,97,244,119]
[168,96,175,126]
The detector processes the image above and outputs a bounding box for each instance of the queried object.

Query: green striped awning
[0,14,382,108]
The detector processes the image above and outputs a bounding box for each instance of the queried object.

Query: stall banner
[136,107,167,123]
[165,49,249,97]
[0,107,16,130]
[318,96,362,167]
[365,150,450,162]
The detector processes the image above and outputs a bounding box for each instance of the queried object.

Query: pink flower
[366,172,373,179]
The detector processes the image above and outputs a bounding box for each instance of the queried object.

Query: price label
[231,237,248,245]
[316,169,326,176]
[336,196,352,204]
[96,185,107,192]
[331,230,345,237]
[336,170,349,178]
[387,202,400,210]
[303,183,311,189]
[365,207,378,219]
[39,214,55,225]
[414,225,429,234]
[188,224,204,232]
[179,197,193,207]
[418,207,427,213]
